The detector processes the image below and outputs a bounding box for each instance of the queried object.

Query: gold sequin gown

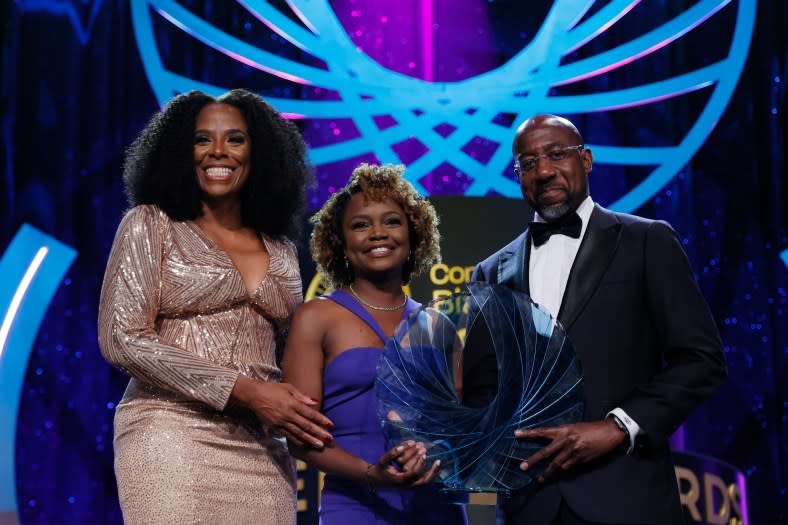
[98,205,300,525]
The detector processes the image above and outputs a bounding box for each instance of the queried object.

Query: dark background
[1,0,785,523]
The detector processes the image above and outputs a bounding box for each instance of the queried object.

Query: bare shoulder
[290,296,343,331]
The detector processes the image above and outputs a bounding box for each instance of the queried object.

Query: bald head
[511,113,592,221]
[512,114,584,154]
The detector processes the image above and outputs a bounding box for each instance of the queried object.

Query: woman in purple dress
[282,164,467,525]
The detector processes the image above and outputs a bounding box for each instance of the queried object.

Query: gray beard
[537,202,572,222]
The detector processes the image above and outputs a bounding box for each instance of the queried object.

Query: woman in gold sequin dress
[98,89,333,525]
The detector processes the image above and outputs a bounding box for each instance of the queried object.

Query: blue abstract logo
[0,226,76,522]
[132,0,755,212]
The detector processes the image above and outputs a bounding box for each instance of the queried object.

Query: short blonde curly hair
[311,163,441,288]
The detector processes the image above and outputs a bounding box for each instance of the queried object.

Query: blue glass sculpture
[376,282,584,494]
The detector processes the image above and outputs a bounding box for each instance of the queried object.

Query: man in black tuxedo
[467,115,726,524]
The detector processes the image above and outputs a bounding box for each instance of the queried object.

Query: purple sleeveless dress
[318,290,467,525]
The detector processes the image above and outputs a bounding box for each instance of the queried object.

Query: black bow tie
[529,212,582,247]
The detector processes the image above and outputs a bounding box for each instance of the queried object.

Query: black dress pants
[551,500,640,525]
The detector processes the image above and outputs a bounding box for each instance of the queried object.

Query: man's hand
[514,419,627,482]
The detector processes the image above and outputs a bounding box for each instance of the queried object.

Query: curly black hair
[122,89,311,239]
[311,163,441,288]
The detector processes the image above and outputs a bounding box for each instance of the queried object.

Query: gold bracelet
[365,463,377,494]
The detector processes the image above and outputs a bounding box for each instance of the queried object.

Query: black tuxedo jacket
[468,204,726,525]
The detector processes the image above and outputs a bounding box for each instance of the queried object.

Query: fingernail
[396,446,404,452]
[520,462,528,471]
[314,441,324,449]
[325,435,333,442]
[309,397,319,403]
[435,460,441,466]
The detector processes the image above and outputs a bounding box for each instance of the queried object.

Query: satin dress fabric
[318,290,467,525]
[98,205,300,525]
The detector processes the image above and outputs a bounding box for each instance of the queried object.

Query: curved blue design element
[17,0,105,45]
[132,0,755,211]
[0,226,77,523]
[781,250,788,269]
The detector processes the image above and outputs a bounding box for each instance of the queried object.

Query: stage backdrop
[1,1,785,524]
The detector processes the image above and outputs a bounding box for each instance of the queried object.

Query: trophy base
[439,485,511,496]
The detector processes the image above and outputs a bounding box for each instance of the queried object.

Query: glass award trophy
[376,282,584,494]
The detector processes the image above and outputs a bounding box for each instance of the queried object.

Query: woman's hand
[231,375,334,449]
[367,441,441,489]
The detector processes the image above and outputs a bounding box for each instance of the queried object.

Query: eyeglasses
[514,145,585,176]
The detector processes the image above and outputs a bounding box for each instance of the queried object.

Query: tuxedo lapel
[558,205,622,330]
[497,231,530,294]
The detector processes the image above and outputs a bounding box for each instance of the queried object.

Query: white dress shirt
[528,196,640,453]
[528,196,594,318]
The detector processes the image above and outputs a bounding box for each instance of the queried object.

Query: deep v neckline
[186,220,271,296]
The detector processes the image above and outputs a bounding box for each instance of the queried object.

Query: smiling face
[513,115,592,221]
[342,193,411,282]
[193,103,251,203]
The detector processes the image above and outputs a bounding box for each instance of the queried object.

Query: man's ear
[582,147,593,173]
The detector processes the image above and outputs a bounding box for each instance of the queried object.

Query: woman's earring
[344,257,350,270]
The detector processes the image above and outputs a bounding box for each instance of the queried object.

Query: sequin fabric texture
[98,205,301,524]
